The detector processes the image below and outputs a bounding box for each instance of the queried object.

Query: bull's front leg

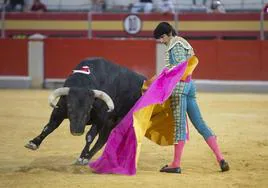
[25,107,65,150]
[74,124,98,165]
[84,125,113,162]
[84,117,120,163]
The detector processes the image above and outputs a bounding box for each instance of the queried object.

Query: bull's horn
[92,90,114,112]
[48,87,70,108]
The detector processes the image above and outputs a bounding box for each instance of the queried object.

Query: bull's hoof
[24,141,39,150]
[73,158,89,165]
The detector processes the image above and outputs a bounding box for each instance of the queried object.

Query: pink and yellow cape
[89,57,197,175]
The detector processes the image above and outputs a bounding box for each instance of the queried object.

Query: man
[4,0,25,11]
[153,22,230,173]
[30,0,47,12]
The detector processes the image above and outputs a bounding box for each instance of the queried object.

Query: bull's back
[77,57,146,87]
[78,57,146,116]
[77,57,145,79]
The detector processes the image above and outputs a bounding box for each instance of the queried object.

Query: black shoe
[160,165,181,174]
[220,160,230,172]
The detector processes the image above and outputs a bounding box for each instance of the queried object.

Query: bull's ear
[48,87,70,108]
[92,90,114,112]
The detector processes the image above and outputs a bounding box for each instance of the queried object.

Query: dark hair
[153,22,177,39]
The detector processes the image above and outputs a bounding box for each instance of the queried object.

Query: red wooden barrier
[44,39,156,78]
[261,41,268,80]
[0,39,267,81]
[190,40,219,79]
[0,39,28,76]
[217,41,261,80]
[191,40,267,81]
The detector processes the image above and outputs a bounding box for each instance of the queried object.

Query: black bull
[25,57,147,165]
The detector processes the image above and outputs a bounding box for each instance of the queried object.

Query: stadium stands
[1,0,266,12]
[43,0,268,13]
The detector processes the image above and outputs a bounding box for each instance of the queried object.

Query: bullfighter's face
[158,34,172,46]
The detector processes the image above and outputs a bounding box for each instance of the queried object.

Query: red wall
[44,38,156,78]
[0,39,268,81]
[190,40,219,79]
[261,41,268,80]
[0,39,28,76]
[191,40,268,80]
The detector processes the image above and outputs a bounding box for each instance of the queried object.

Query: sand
[0,89,267,188]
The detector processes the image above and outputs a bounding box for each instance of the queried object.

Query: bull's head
[48,87,114,136]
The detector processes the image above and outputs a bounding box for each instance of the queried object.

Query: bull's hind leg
[74,124,98,165]
[25,102,66,150]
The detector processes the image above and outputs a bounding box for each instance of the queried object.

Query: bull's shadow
[16,155,95,174]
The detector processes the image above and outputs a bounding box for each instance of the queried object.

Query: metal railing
[260,9,265,40]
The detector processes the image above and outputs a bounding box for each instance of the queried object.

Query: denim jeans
[171,80,214,142]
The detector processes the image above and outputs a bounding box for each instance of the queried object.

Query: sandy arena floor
[0,89,267,188]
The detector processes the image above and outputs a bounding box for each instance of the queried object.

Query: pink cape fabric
[89,62,187,175]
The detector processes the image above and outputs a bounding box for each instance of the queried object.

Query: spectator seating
[1,0,267,12]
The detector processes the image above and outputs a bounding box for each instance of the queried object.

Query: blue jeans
[171,80,214,142]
